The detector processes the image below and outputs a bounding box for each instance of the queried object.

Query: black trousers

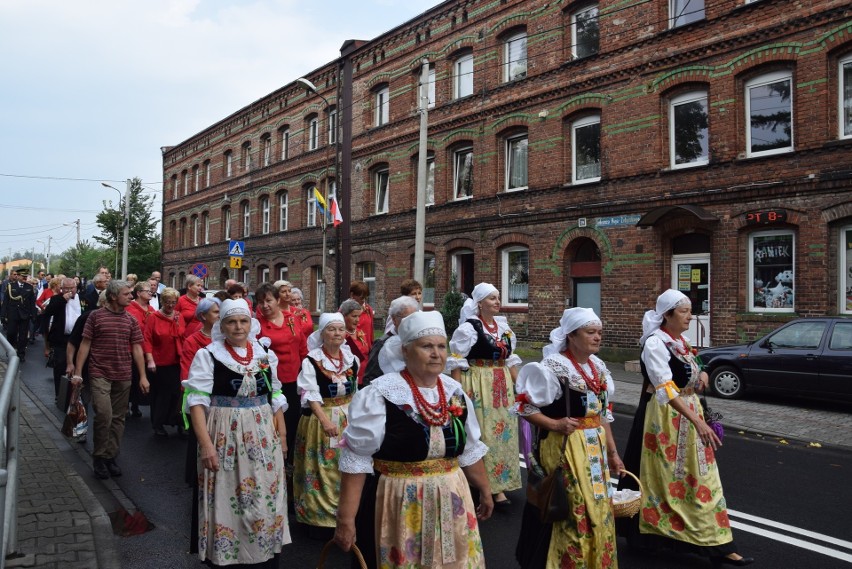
[6,317,31,355]
[149,364,181,430]
[52,336,70,397]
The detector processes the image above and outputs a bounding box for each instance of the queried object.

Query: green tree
[95,177,161,277]
[54,240,114,278]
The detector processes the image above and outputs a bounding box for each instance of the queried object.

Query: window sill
[505,186,527,193]
[501,305,529,314]
[453,195,473,201]
[566,177,602,187]
[742,147,794,160]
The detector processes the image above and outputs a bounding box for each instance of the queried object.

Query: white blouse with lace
[445,316,522,372]
[296,346,357,407]
[339,373,489,474]
[641,329,700,405]
[182,340,287,414]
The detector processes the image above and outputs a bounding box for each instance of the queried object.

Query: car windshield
[767,321,826,349]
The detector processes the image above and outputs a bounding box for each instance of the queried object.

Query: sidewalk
[2,359,118,569]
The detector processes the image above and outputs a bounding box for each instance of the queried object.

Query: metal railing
[0,332,21,569]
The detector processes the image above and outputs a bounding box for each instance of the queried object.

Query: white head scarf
[307,312,346,351]
[212,298,260,343]
[639,289,690,345]
[543,307,602,357]
[458,282,499,325]
[398,311,446,345]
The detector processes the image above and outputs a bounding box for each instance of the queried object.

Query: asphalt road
[18,343,852,568]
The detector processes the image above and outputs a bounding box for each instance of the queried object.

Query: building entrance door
[671,254,711,347]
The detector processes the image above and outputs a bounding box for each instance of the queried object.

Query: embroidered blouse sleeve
[459,389,489,467]
[511,361,562,416]
[339,386,386,474]
[296,357,322,406]
[446,322,476,372]
[641,335,679,404]
[182,349,214,411]
[497,316,522,368]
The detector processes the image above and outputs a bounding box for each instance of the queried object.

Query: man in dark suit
[2,269,37,360]
[43,277,82,400]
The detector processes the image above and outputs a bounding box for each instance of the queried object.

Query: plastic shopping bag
[61,381,88,438]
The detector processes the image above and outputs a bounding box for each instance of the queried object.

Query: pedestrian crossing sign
[228,240,245,257]
[229,257,242,269]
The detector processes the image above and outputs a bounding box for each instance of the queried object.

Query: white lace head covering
[543,307,602,357]
[458,282,499,325]
[639,289,690,345]
[398,311,446,345]
[307,312,346,351]
[211,298,261,344]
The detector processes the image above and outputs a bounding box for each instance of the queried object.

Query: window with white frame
[453,147,474,199]
[454,52,474,99]
[360,262,376,301]
[504,31,527,82]
[306,187,317,227]
[841,225,852,313]
[262,135,272,167]
[225,151,233,177]
[670,0,704,28]
[308,117,319,151]
[572,115,601,183]
[375,86,390,126]
[572,5,599,59]
[280,128,290,160]
[278,192,288,231]
[328,108,338,145]
[193,165,200,192]
[180,219,187,247]
[749,230,795,312]
[375,168,389,214]
[746,71,793,157]
[183,170,189,195]
[223,207,231,240]
[670,91,709,168]
[242,269,250,285]
[502,246,529,305]
[242,142,252,171]
[278,264,289,281]
[242,202,250,237]
[422,254,436,305]
[839,55,852,139]
[261,196,270,234]
[260,266,270,284]
[172,175,178,200]
[204,160,211,188]
[192,216,199,246]
[427,65,436,109]
[506,134,528,191]
[203,212,210,244]
[425,157,435,206]
[313,265,325,312]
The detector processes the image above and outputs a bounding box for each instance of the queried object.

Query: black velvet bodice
[465,318,512,361]
[210,357,271,398]
[372,397,469,463]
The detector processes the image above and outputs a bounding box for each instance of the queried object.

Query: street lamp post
[297,77,335,311]
[101,180,131,279]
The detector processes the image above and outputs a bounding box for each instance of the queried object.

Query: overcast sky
[0,0,438,263]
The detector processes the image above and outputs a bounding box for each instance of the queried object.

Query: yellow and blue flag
[313,187,328,218]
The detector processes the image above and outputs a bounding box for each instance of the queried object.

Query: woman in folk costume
[447,282,521,507]
[619,289,753,567]
[334,311,493,569]
[514,307,622,569]
[183,298,290,567]
[293,312,359,528]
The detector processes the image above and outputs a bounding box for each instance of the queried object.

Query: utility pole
[75,219,81,277]
[414,58,430,284]
[121,179,131,279]
[46,236,52,274]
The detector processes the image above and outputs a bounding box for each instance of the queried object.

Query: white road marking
[728,509,852,551]
[730,521,852,563]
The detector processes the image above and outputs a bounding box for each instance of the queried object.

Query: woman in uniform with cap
[334,310,493,568]
[513,307,622,569]
[183,298,290,567]
[447,282,522,507]
[293,312,359,529]
[619,289,753,567]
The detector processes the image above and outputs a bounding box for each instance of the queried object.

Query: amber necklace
[401,370,449,426]
[660,327,689,356]
[225,341,253,366]
[563,350,602,394]
[322,347,344,373]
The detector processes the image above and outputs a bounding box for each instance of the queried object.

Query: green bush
[439,290,466,339]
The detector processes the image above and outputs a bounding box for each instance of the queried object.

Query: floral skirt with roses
[197,401,290,565]
[638,394,733,547]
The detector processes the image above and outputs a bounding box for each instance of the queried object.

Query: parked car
[699,317,852,400]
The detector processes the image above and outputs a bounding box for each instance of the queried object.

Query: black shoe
[105,458,122,477]
[93,459,110,480]
[494,498,512,510]
[153,427,168,437]
[711,555,755,567]
[131,405,142,418]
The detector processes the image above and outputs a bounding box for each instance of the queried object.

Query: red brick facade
[162,0,852,356]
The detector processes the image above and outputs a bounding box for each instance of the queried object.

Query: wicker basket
[611,470,642,519]
[317,539,367,569]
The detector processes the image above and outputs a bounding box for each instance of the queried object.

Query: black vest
[465,318,512,361]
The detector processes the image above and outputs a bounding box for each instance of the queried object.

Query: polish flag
[330,197,343,227]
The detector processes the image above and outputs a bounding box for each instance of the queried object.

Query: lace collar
[370,372,465,406]
[307,345,356,373]
[207,339,271,376]
[543,353,606,393]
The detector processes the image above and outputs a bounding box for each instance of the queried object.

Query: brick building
[161,0,852,356]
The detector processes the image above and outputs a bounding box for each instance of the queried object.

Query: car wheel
[711,366,744,399]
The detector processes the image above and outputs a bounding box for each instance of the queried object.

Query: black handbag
[525,384,571,523]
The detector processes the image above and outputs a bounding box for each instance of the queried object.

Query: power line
[0,173,162,185]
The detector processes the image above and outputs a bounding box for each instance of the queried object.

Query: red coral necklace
[402,370,449,426]
[563,350,602,394]
[322,347,345,373]
[660,327,689,356]
[225,341,253,366]
[479,317,499,337]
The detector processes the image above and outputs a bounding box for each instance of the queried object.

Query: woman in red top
[176,275,204,339]
[36,276,60,311]
[144,288,185,437]
[340,299,368,385]
[127,281,156,418]
[278,281,313,343]
[256,282,307,467]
